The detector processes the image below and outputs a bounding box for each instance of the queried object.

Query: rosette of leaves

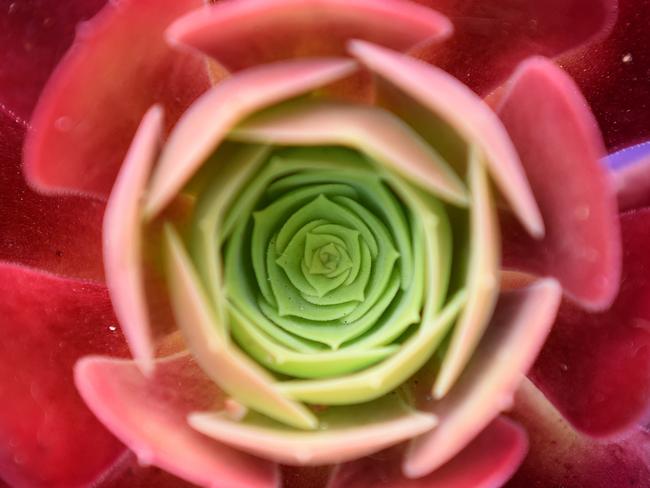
[66,0,578,483]
[101,51,543,466]
[163,93,480,462]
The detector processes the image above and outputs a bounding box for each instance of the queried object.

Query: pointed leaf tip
[349,40,544,237]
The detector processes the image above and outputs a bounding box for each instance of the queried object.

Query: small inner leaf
[178,131,468,426]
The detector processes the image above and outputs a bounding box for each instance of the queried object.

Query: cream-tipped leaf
[188,395,437,466]
[230,99,468,206]
[164,224,318,430]
[434,146,500,398]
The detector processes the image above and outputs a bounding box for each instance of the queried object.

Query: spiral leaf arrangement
[162,108,487,431]
[205,144,451,380]
[132,43,514,466]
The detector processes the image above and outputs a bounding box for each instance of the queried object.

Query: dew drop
[497,394,514,411]
[76,20,94,39]
[573,205,590,220]
[582,248,599,262]
[136,449,154,466]
[55,116,73,132]
[295,451,314,464]
[622,53,633,63]
[224,398,247,421]
[30,382,44,403]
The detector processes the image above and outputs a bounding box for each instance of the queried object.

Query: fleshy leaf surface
[189,395,437,466]
[0,263,127,488]
[498,57,620,311]
[404,279,562,478]
[196,145,447,385]
[103,106,163,374]
[165,225,318,430]
[528,208,650,437]
[277,291,466,405]
[94,451,198,488]
[350,40,543,237]
[24,0,210,199]
[168,0,452,72]
[434,147,500,398]
[506,379,650,488]
[0,105,104,281]
[144,58,357,218]
[330,416,528,488]
[230,99,468,206]
[75,353,278,488]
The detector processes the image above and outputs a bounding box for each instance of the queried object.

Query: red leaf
[529,209,650,437]
[498,57,620,311]
[330,417,527,488]
[0,109,105,281]
[0,263,128,487]
[24,0,211,199]
[507,379,650,487]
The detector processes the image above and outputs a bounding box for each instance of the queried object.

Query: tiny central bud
[308,241,351,277]
[210,147,430,380]
[319,245,338,267]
